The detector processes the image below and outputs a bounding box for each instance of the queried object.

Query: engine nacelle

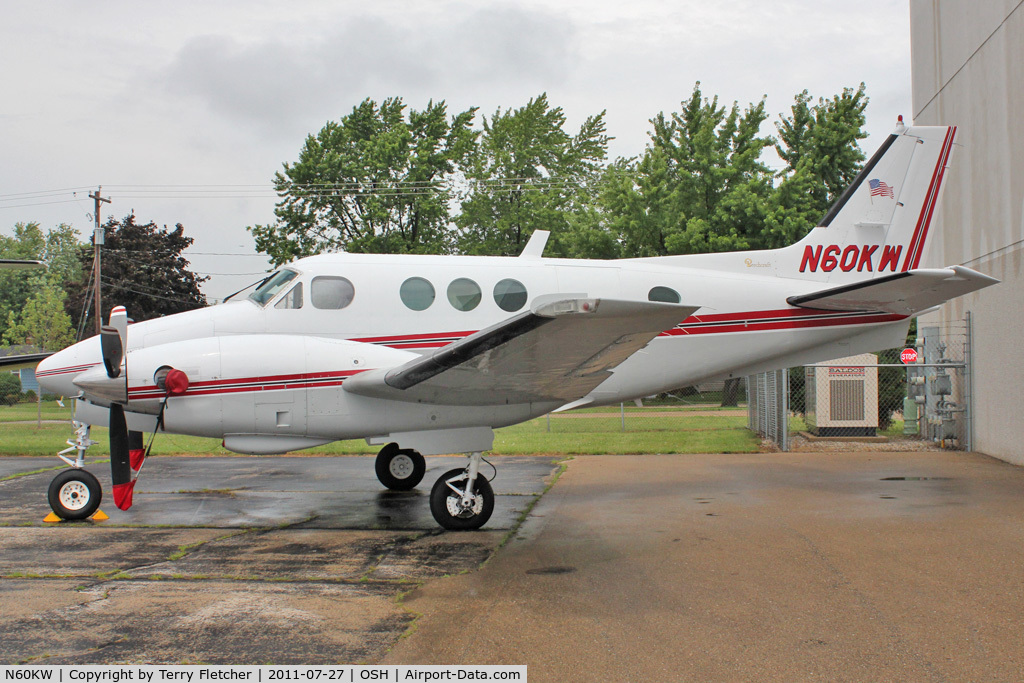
[117,334,416,440]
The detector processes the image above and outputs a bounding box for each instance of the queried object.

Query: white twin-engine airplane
[34,122,997,529]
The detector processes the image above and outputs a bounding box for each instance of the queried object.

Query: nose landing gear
[47,421,104,521]
[47,469,102,520]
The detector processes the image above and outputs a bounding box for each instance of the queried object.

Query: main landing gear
[429,452,494,531]
[374,443,426,491]
[375,445,497,530]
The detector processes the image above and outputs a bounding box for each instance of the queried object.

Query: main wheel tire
[47,469,102,520]
[375,443,426,491]
[429,467,495,531]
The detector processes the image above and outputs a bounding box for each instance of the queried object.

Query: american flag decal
[869,178,894,198]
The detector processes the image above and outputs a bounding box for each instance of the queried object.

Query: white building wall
[910,1,1024,463]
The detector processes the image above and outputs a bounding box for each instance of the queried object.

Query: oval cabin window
[447,278,482,312]
[648,286,680,303]
[400,277,435,311]
[493,279,528,312]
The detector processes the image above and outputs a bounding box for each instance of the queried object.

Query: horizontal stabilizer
[787,266,998,315]
[343,298,699,406]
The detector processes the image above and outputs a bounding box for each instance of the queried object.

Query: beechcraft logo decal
[868,178,894,198]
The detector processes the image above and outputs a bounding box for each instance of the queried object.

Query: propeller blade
[100,327,123,378]
[129,430,146,472]
[101,305,128,378]
[109,403,135,510]
[99,305,129,398]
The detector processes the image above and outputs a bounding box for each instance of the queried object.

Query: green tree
[455,93,610,256]
[600,83,775,257]
[251,98,477,264]
[768,83,869,245]
[0,222,84,341]
[0,223,47,341]
[64,213,208,334]
[3,282,75,351]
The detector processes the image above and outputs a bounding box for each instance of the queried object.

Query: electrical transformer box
[805,353,878,437]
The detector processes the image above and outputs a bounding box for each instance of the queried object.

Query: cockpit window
[274,283,303,309]
[249,269,298,306]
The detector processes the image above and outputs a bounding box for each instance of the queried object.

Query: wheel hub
[389,454,415,479]
[59,481,91,511]
[446,489,483,518]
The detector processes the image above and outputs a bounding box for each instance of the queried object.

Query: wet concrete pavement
[386,451,1024,682]
[5,450,1024,679]
[0,454,558,664]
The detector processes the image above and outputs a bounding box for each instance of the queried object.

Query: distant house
[0,346,49,394]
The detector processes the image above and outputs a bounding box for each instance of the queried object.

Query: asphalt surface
[3,450,1024,681]
[386,451,1024,682]
[0,454,558,664]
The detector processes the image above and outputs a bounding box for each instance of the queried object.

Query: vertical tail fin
[779,124,957,282]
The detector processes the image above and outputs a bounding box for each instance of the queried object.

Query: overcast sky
[0,0,913,301]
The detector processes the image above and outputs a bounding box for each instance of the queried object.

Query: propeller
[85,306,189,511]
[102,306,135,510]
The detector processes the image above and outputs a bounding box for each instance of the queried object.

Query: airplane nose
[35,340,100,397]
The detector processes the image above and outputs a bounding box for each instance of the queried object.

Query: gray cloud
[157,6,578,135]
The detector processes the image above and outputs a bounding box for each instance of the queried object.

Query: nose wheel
[47,469,102,520]
[374,443,426,490]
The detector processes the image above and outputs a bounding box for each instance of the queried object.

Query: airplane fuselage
[37,249,911,454]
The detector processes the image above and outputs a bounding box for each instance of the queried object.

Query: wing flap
[787,266,998,315]
[344,298,699,406]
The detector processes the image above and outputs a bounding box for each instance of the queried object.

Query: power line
[99,276,204,305]
[0,186,94,199]
[0,199,84,209]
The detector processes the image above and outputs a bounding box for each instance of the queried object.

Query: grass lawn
[0,401,76,423]
[0,402,761,456]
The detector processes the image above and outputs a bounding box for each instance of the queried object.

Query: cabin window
[274,283,303,309]
[400,277,435,311]
[311,276,355,310]
[249,269,298,306]
[493,279,527,312]
[447,278,482,312]
[648,286,680,303]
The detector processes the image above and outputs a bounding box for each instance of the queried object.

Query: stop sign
[900,348,918,364]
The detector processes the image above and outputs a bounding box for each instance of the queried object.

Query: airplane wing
[0,351,52,370]
[0,259,45,270]
[343,298,699,406]
[786,266,998,315]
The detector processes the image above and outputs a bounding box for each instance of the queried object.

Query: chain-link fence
[518,379,753,453]
[749,317,973,452]
[747,370,789,450]
[1,370,37,407]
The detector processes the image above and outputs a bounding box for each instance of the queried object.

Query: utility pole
[89,187,111,335]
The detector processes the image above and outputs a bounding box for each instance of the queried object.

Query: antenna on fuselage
[519,230,550,259]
